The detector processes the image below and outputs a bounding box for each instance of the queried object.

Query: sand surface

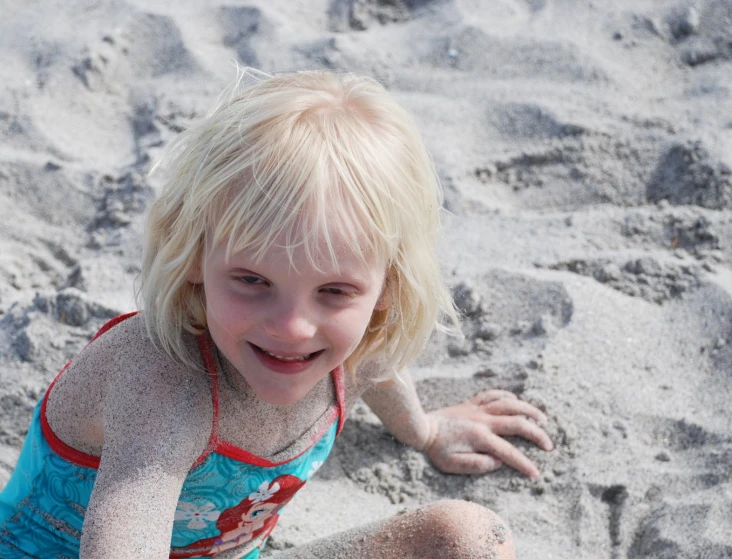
[1,0,732,557]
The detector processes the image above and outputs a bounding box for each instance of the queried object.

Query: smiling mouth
[250,344,324,362]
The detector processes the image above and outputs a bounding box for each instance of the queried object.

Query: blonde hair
[139,69,457,375]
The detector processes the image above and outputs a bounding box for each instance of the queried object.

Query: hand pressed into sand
[422,390,553,479]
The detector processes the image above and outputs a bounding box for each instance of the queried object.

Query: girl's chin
[250,371,333,405]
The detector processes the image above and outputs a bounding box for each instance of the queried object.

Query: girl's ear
[188,264,203,284]
[188,239,207,284]
[374,276,391,312]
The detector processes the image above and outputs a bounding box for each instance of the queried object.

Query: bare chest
[215,380,337,460]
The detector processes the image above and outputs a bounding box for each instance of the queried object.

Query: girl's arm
[78,334,211,558]
[360,369,553,478]
[358,370,433,450]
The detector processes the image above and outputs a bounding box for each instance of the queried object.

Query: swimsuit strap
[90,311,139,342]
[191,334,221,468]
[332,364,346,436]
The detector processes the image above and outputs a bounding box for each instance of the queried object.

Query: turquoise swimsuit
[0,314,345,558]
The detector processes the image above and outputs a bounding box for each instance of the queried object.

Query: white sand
[1,0,731,557]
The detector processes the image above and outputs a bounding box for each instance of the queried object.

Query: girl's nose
[264,302,317,342]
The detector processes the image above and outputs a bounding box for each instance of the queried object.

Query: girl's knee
[420,499,515,559]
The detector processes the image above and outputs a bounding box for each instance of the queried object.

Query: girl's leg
[269,499,515,559]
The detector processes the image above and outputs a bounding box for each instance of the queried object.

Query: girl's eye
[250,509,264,518]
[321,286,349,296]
[240,275,265,285]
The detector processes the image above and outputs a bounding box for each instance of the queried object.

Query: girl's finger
[484,415,554,452]
[470,390,517,406]
[438,452,503,476]
[480,398,548,424]
[473,431,541,478]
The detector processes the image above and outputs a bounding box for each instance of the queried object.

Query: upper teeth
[264,350,311,361]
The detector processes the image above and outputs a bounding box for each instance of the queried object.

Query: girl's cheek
[225,282,272,305]
[213,284,265,312]
[207,294,255,331]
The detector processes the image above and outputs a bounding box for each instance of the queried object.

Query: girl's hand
[423,390,553,478]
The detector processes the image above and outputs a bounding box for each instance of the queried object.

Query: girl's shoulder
[84,312,211,407]
[339,360,388,414]
[83,312,169,365]
[46,313,213,459]
[78,313,203,385]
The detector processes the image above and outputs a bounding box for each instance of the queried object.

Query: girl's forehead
[210,166,398,277]
[218,228,387,278]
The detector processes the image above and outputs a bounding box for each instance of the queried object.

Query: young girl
[0,70,552,559]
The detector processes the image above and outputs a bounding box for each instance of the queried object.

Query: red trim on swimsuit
[40,362,102,470]
[189,334,221,469]
[90,311,139,342]
[334,364,346,436]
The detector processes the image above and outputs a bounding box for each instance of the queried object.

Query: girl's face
[195,230,386,405]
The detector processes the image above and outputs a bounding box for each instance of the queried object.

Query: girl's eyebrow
[227,266,265,277]
[328,272,370,285]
